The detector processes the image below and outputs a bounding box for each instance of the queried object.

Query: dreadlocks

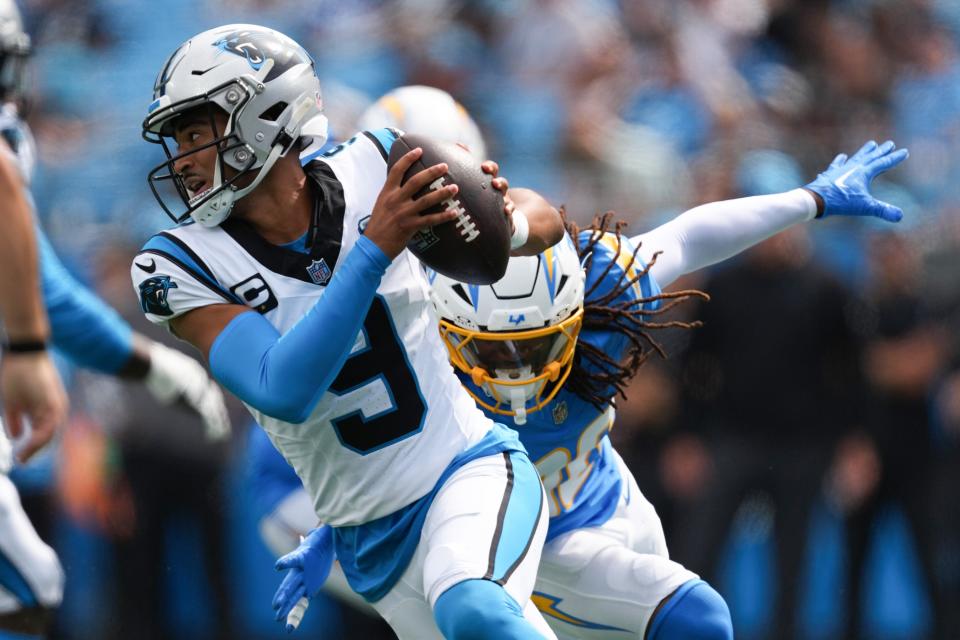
[563,211,709,409]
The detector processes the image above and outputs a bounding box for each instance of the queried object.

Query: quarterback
[133,24,567,640]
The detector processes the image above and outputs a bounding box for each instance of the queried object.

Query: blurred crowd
[9,0,960,638]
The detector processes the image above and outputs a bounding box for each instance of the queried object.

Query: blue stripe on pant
[485,451,543,585]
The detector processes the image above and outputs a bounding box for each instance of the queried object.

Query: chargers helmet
[143,24,326,227]
[430,234,585,424]
[357,85,487,160]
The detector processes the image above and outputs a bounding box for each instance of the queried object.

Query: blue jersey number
[328,296,427,454]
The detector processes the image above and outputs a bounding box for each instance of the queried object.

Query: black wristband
[803,187,826,219]
[3,340,48,354]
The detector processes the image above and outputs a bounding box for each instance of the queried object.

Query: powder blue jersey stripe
[141,235,241,303]
[368,127,398,156]
[638,255,661,310]
[491,451,543,582]
[0,546,37,607]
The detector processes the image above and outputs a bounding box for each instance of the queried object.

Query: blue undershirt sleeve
[38,226,134,374]
[208,235,392,424]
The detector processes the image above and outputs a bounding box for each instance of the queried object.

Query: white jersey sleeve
[130,232,243,325]
[631,188,818,288]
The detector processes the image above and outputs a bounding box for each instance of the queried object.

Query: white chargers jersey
[130,130,495,526]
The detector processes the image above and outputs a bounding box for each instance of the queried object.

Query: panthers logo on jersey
[138,275,178,317]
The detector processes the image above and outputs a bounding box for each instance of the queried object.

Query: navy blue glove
[804,140,909,222]
[272,525,335,633]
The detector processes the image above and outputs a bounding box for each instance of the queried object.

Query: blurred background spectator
[9,0,959,638]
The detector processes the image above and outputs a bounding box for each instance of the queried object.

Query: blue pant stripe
[491,452,543,584]
[0,546,37,608]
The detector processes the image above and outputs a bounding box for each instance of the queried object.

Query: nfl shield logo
[306,258,332,285]
[552,400,568,425]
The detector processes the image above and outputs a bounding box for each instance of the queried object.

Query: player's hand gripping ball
[387,133,510,284]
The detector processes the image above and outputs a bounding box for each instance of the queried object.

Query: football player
[273,97,909,638]
[430,140,906,640]
[250,86,495,629]
[0,2,230,636]
[252,83,490,556]
[132,24,565,640]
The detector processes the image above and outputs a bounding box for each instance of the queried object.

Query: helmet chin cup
[192,186,236,227]
[508,387,528,425]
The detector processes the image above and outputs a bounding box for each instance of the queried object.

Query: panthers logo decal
[212,29,313,80]
[139,276,178,317]
[213,30,266,70]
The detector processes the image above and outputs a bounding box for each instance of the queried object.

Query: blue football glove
[272,525,335,633]
[804,140,909,222]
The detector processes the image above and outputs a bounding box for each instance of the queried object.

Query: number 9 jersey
[130,128,497,527]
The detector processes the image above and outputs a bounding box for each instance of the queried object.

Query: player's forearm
[210,235,390,423]
[633,188,817,288]
[0,154,47,342]
[508,188,563,256]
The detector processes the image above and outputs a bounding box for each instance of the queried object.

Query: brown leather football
[388,133,510,284]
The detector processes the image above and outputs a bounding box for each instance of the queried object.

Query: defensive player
[132,25,565,640]
[432,140,906,640]
[0,3,230,636]
[273,98,909,638]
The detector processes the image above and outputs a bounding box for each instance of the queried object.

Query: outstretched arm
[632,140,908,289]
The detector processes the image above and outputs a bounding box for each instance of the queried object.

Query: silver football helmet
[143,24,327,227]
[0,0,29,104]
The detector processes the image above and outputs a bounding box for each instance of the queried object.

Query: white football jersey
[130,130,495,526]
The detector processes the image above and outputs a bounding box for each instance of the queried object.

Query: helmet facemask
[144,80,263,226]
[431,237,586,425]
[439,309,583,424]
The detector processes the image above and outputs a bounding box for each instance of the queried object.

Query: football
[387,133,511,284]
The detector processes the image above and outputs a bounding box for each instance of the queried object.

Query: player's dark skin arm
[0,143,68,462]
[0,147,47,343]
[507,187,564,255]
[482,160,564,256]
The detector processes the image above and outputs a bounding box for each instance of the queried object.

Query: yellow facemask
[438,308,583,424]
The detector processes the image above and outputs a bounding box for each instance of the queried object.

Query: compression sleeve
[38,226,134,373]
[208,235,391,424]
[631,188,818,289]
